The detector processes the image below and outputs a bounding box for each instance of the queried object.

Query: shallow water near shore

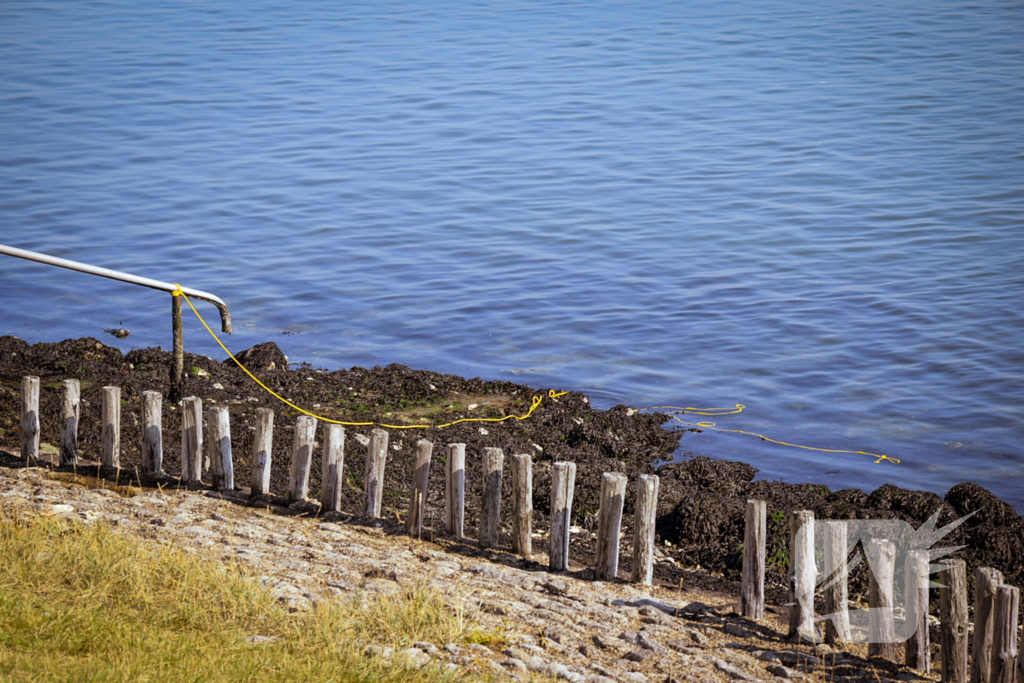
[1,0,1022,509]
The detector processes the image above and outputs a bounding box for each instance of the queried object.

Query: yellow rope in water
[634,404,900,465]
[173,285,567,430]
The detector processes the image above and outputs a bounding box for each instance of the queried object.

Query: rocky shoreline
[1,335,1021,613]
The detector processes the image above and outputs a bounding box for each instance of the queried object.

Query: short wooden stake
[510,453,532,558]
[59,379,81,466]
[741,499,766,618]
[321,424,345,512]
[180,396,203,482]
[940,558,969,683]
[140,390,162,474]
[207,405,232,490]
[973,567,1005,683]
[595,472,627,581]
[990,585,1018,683]
[479,447,504,549]
[821,520,851,643]
[549,461,576,572]
[289,415,316,502]
[20,376,40,461]
[905,549,931,673]
[363,428,389,518]
[866,538,897,660]
[789,510,817,641]
[407,439,433,536]
[101,386,121,468]
[251,408,273,496]
[632,474,659,585]
[444,443,466,537]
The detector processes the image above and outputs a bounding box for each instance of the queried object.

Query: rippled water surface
[2,1,1022,509]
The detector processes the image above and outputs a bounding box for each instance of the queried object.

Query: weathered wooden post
[445,443,465,537]
[939,559,969,683]
[180,396,203,482]
[101,385,121,468]
[741,499,766,619]
[866,538,897,660]
[20,376,40,461]
[990,585,1018,683]
[632,474,659,585]
[973,568,1005,683]
[364,428,389,518]
[169,291,184,404]
[479,447,504,549]
[822,520,851,643]
[289,415,316,502]
[595,472,627,581]
[140,390,162,474]
[207,406,232,490]
[789,510,817,641]
[549,461,576,572]
[905,549,931,673]
[59,379,81,466]
[510,453,532,557]
[321,424,345,512]
[407,439,433,537]
[251,408,273,496]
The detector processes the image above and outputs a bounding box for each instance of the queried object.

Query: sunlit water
[2,0,1022,510]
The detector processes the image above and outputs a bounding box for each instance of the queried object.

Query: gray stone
[619,630,642,645]
[413,641,438,655]
[503,657,528,672]
[593,634,619,650]
[363,645,393,659]
[767,664,795,678]
[579,644,599,657]
[712,658,757,681]
[621,673,650,683]
[624,648,654,662]
[464,642,494,657]
[756,650,781,663]
[585,676,616,683]
[724,623,754,638]
[523,655,548,672]
[399,647,430,668]
[636,632,667,654]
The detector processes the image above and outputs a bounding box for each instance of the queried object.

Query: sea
[1,0,1022,510]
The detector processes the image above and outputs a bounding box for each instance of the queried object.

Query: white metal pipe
[0,243,231,333]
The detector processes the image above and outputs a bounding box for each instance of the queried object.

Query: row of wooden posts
[740,500,1022,683]
[17,376,661,583]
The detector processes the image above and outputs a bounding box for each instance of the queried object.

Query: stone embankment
[2,463,932,683]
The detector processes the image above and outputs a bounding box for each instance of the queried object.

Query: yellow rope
[173,285,567,430]
[635,404,900,465]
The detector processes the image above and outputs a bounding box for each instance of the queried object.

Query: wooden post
[741,499,766,618]
[445,443,465,537]
[140,390,162,474]
[207,405,232,490]
[549,461,576,572]
[905,549,931,673]
[321,424,345,513]
[940,559,969,683]
[866,538,897,660]
[363,428,389,518]
[510,453,532,558]
[479,447,504,549]
[180,396,203,482]
[101,386,121,468]
[822,520,851,643]
[632,474,659,585]
[169,292,184,404]
[595,472,627,581]
[289,415,316,502]
[59,379,81,466]
[406,439,433,536]
[251,408,273,496]
[973,568,1005,683]
[990,585,1018,683]
[789,510,817,641]
[20,376,40,461]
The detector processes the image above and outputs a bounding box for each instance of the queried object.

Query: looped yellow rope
[174,287,567,430]
[636,403,900,465]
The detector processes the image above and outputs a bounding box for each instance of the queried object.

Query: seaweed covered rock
[945,482,1019,527]
[227,342,289,371]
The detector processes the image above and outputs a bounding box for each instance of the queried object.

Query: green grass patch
[0,511,496,682]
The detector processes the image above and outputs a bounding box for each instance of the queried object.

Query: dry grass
[0,510,501,682]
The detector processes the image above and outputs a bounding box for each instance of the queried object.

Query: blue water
[2,0,1022,510]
